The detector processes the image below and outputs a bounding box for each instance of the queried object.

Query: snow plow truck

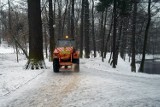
[53,36,79,73]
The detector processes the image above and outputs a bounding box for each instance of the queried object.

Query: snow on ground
[0,45,14,54]
[0,44,160,107]
[83,55,160,78]
[0,44,44,97]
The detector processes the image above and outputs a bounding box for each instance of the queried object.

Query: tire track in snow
[11,72,82,107]
[53,73,81,107]
[3,70,45,96]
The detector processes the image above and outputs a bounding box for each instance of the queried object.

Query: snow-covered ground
[0,43,44,97]
[0,43,160,107]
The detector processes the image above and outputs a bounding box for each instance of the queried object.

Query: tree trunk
[131,0,137,72]
[84,0,90,58]
[57,0,62,38]
[109,51,112,63]
[26,0,46,69]
[15,12,19,63]
[115,18,123,65]
[91,0,96,58]
[102,9,107,62]
[44,26,48,58]
[49,0,55,61]
[71,0,75,38]
[67,2,71,36]
[15,43,19,62]
[139,0,151,72]
[80,0,84,58]
[112,0,117,68]
[100,12,104,57]
[8,0,12,46]
[104,16,113,58]
[120,17,128,60]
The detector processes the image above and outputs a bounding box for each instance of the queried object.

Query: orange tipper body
[53,47,73,59]
[52,38,80,72]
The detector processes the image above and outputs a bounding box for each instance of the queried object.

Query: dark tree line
[96,0,160,72]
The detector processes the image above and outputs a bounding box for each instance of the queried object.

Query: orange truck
[53,37,79,73]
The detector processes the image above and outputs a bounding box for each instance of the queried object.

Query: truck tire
[73,59,79,72]
[53,58,59,73]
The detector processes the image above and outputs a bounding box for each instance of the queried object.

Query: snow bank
[0,46,14,54]
[82,54,160,78]
[0,45,44,97]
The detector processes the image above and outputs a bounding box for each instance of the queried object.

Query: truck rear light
[53,53,59,58]
[73,53,77,56]
[54,53,59,56]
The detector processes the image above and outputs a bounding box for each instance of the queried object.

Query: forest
[1,0,160,106]
[0,0,160,73]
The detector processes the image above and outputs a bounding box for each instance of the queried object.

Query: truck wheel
[73,59,79,72]
[53,58,59,73]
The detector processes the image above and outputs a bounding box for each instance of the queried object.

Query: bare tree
[102,9,107,62]
[104,15,113,58]
[139,0,151,72]
[112,0,117,68]
[71,0,75,38]
[100,12,104,57]
[80,0,84,58]
[91,0,96,58]
[49,0,55,61]
[84,0,90,58]
[26,0,46,69]
[57,0,62,38]
[131,0,137,72]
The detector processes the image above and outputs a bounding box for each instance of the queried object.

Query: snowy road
[1,59,160,107]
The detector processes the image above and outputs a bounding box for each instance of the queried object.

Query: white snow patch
[0,45,44,97]
[0,46,14,54]
[83,54,160,78]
